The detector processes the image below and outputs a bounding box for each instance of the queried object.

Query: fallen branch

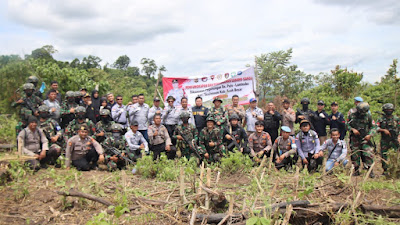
[56,188,113,206]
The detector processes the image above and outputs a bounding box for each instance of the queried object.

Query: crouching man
[148,114,176,160]
[273,126,298,170]
[318,128,348,172]
[296,120,322,172]
[65,124,104,171]
[17,116,55,170]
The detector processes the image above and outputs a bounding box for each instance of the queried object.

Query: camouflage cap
[75,106,86,113]
[356,102,370,113]
[111,123,123,132]
[229,113,240,121]
[180,111,191,119]
[23,83,35,90]
[74,91,82,98]
[206,116,215,122]
[99,108,111,116]
[382,103,394,111]
[27,75,39,83]
[65,91,75,98]
[38,105,50,112]
[213,97,223,103]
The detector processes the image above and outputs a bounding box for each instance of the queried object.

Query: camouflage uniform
[65,119,97,140]
[199,117,225,162]
[173,122,199,159]
[26,75,43,99]
[12,83,43,133]
[103,130,129,171]
[346,102,375,172]
[95,109,115,143]
[60,91,79,128]
[38,105,64,155]
[376,103,400,171]
[209,106,226,135]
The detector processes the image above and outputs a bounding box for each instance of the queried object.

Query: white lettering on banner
[162,67,257,108]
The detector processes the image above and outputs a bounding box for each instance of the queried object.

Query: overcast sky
[1,0,399,83]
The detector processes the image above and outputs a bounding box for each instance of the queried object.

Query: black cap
[282,99,290,104]
[80,87,87,91]
[130,121,139,126]
[317,100,325,105]
[28,116,38,124]
[331,101,339,106]
[153,97,160,102]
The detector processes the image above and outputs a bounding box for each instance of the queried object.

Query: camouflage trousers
[105,155,125,171]
[349,136,374,170]
[126,150,142,162]
[380,140,399,171]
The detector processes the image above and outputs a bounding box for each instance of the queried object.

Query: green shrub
[219,151,254,174]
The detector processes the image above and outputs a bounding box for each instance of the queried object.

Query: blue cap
[249,98,257,103]
[281,126,291,132]
[354,97,363,102]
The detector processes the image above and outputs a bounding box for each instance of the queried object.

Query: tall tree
[82,55,102,70]
[140,58,158,78]
[330,65,363,99]
[113,55,131,70]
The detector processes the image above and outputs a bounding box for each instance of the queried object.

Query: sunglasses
[117,98,123,100]
[168,100,174,103]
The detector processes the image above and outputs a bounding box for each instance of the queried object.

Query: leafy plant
[219,151,254,174]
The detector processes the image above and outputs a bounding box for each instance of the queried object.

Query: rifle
[102,144,134,164]
[296,108,315,129]
[22,97,38,115]
[176,126,202,159]
[374,111,399,144]
[225,127,241,151]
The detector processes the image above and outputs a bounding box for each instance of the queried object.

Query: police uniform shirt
[272,136,297,157]
[65,135,103,167]
[245,107,264,132]
[128,103,149,130]
[125,129,148,151]
[248,131,272,157]
[18,127,49,156]
[148,106,163,124]
[148,124,172,146]
[162,105,180,125]
[111,104,128,126]
[295,131,320,159]
[282,108,296,135]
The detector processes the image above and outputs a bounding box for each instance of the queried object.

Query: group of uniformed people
[12,76,400,177]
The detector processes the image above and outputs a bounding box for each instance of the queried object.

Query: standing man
[148,97,163,124]
[347,97,364,117]
[313,100,329,144]
[26,75,43,99]
[17,116,50,170]
[65,125,104,171]
[192,96,209,134]
[60,91,78,129]
[44,89,61,122]
[244,98,264,137]
[111,95,128,128]
[148,114,176,160]
[347,102,375,177]
[263,102,281,143]
[125,121,149,162]
[296,120,322,172]
[328,101,346,140]
[45,81,62,103]
[225,95,245,123]
[82,93,97,123]
[162,96,180,145]
[107,93,116,109]
[178,97,195,125]
[296,97,317,131]
[281,99,296,136]
[376,103,400,175]
[209,97,227,133]
[128,94,149,141]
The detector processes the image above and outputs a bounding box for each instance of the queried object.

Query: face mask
[384,111,393,116]
[181,118,189,124]
[77,114,85,120]
[112,132,121,140]
[68,98,74,102]
[39,113,49,119]
[302,104,309,111]
[101,117,109,123]
[25,91,33,97]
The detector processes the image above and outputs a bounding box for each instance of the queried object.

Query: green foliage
[7,161,33,200]
[86,212,115,225]
[246,216,271,225]
[360,179,400,193]
[136,153,198,181]
[387,149,400,178]
[140,58,158,78]
[219,151,254,174]
[298,170,319,199]
[0,115,17,144]
[113,55,130,70]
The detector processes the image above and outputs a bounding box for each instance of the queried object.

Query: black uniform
[312,110,329,137]
[328,112,346,140]
[223,125,249,153]
[263,111,281,143]
[192,105,209,134]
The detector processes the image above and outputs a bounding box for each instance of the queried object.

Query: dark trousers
[275,154,298,170]
[139,130,149,143]
[302,152,323,172]
[165,124,177,145]
[25,148,61,171]
[150,143,176,160]
[72,148,99,171]
[265,128,279,143]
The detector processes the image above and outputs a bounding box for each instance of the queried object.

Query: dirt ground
[0,157,399,225]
